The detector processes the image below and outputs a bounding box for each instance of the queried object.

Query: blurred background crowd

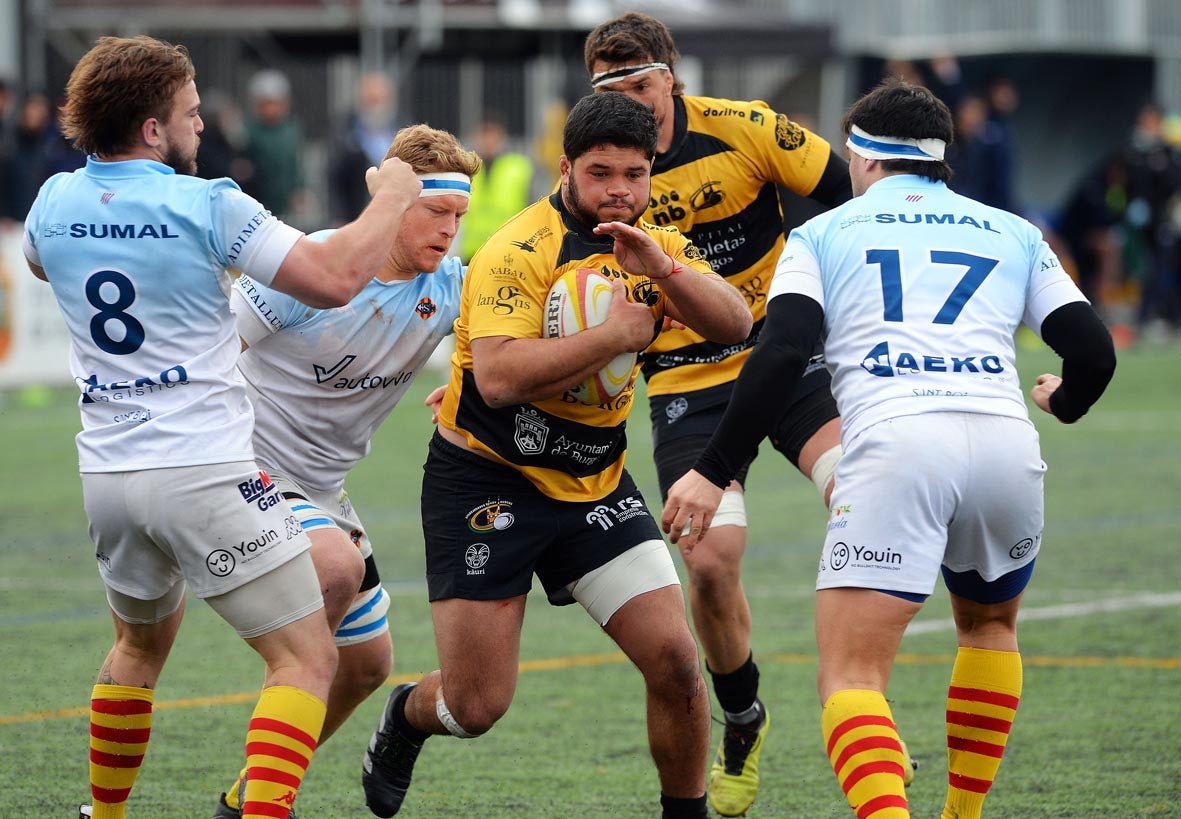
[3,0,1181,348]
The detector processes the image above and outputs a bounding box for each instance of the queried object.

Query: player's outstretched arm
[271,157,422,308]
[664,294,822,549]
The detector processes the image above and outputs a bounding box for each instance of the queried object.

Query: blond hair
[384,124,482,178]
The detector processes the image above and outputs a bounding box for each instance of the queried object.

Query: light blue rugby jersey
[232,229,464,492]
[22,158,302,472]
[769,175,1087,442]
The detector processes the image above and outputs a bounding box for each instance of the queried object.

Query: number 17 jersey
[770,175,1087,443]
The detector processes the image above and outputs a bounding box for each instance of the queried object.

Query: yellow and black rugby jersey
[436,191,713,502]
[642,94,837,396]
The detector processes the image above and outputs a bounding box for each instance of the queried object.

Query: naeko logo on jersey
[238,469,283,511]
[859,341,1004,378]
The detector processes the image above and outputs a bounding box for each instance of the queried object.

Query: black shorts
[421,431,664,604]
[648,365,838,498]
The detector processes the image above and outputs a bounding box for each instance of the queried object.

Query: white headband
[846,124,946,162]
[419,172,472,198]
[590,62,670,89]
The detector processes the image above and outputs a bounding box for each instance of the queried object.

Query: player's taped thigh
[335,583,390,647]
[810,444,842,500]
[435,688,478,738]
[566,539,681,626]
[711,489,748,528]
[204,552,324,638]
[106,580,186,624]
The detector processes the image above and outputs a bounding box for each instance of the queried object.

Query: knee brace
[435,690,478,739]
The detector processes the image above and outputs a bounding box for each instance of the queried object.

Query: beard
[164,140,199,176]
[564,173,643,229]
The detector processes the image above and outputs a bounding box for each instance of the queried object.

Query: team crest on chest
[415,297,437,319]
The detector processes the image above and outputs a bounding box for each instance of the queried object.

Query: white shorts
[817,413,1045,596]
[265,470,390,646]
[265,471,373,560]
[82,461,312,600]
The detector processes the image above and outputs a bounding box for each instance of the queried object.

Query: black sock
[660,793,708,819]
[392,685,430,744]
[707,653,760,719]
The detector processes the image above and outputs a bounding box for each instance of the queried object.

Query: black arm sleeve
[807,151,853,208]
[1038,301,1117,423]
[693,294,825,488]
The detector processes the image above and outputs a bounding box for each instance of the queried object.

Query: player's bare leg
[362,596,526,817]
[678,485,768,817]
[604,585,711,817]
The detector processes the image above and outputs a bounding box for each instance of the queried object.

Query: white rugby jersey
[22,158,302,472]
[770,175,1087,443]
[232,239,463,492]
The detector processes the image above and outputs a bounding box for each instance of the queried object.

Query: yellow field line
[2,650,1178,726]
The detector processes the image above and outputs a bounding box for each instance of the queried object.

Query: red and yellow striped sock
[942,647,1022,819]
[242,685,326,819]
[821,689,909,819]
[88,684,153,819]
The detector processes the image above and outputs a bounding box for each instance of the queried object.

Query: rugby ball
[544,268,638,405]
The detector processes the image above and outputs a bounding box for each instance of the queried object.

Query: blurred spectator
[0,78,13,128]
[946,93,1012,211]
[0,78,15,224]
[328,71,400,224]
[197,89,248,182]
[459,114,534,262]
[1124,101,1181,338]
[982,74,1019,212]
[532,99,568,193]
[1058,152,1129,312]
[241,68,307,222]
[2,92,56,222]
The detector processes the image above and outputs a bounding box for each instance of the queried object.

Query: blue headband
[418,172,472,197]
[846,125,946,162]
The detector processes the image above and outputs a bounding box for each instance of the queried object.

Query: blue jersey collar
[85,156,177,178]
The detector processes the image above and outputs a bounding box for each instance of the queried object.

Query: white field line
[904,591,1181,635]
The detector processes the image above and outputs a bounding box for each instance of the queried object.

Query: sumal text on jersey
[840,213,1001,233]
[65,223,180,239]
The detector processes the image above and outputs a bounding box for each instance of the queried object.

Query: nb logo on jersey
[861,340,1004,378]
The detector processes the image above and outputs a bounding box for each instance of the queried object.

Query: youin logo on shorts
[1010,536,1036,559]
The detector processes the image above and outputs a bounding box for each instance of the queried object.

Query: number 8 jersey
[23,158,303,472]
[770,174,1088,443]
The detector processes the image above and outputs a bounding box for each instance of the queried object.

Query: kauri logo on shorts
[465,543,490,574]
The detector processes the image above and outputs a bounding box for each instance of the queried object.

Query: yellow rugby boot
[708,702,770,817]
[900,738,919,787]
